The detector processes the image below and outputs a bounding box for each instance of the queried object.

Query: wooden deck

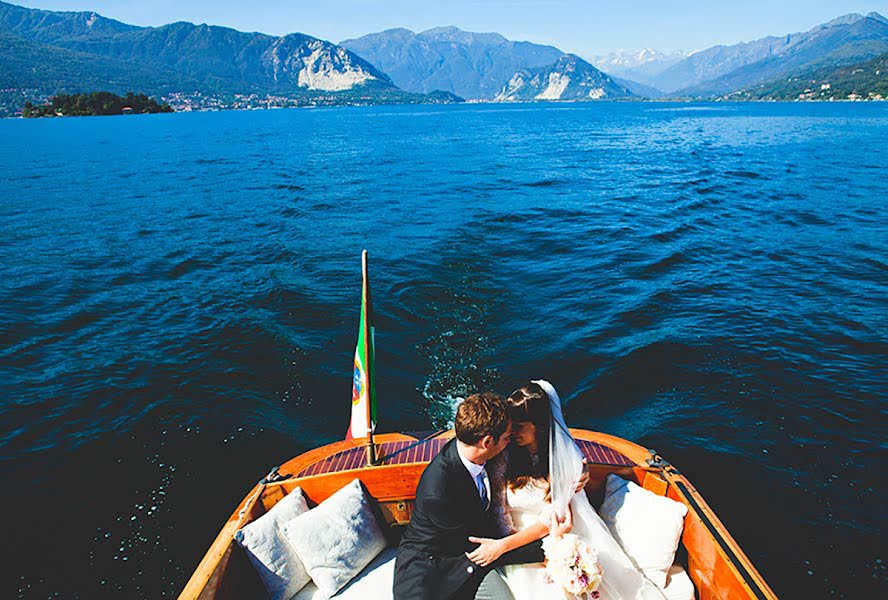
[295,436,634,478]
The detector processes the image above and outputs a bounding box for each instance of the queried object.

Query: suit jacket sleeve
[422,495,464,531]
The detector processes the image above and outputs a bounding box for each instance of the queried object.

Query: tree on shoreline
[23,91,173,117]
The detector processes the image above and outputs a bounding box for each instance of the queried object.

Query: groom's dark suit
[393,439,543,600]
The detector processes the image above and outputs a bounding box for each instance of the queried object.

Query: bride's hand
[550,507,573,538]
[466,536,508,567]
[573,459,590,493]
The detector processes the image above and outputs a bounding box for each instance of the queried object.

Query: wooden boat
[179,429,778,600]
[181,254,776,598]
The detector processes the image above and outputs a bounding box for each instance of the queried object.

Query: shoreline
[4,96,886,119]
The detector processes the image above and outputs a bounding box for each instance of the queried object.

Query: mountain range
[732,51,888,101]
[640,12,888,95]
[588,49,689,85]
[0,0,431,103]
[340,13,887,100]
[340,26,564,100]
[0,0,886,115]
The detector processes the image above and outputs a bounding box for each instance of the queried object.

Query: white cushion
[281,479,387,598]
[234,487,311,600]
[662,564,696,600]
[293,547,397,599]
[599,474,688,589]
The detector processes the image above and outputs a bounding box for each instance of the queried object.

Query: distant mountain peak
[267,35,387,91]
[495,54,633,101]
[0,1,407,99]
[819,11,887,28]
[0,0,138,39]
[341,26,564,98]
[647,11,888,94]
[381,27,415,35]
[417,25,508,45]
[586,48,688,87]
[822,13,867,27]
[421,25,461,34]
[551,54,587,71]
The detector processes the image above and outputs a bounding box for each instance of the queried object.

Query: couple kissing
[393,380,666,600]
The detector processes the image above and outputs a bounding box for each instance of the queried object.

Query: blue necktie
[477,472,489,510]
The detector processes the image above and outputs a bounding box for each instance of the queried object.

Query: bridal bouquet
[543,533,603,598]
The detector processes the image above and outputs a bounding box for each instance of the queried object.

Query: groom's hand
[465,536,508,567]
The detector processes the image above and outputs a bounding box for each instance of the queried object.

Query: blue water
[0,102,885,598]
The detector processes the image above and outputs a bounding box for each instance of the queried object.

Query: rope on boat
[236,466,291,521]
[237,483,265,521]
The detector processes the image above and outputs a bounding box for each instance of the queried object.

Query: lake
[0,101,885,598]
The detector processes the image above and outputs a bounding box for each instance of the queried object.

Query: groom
[393,392,544,600]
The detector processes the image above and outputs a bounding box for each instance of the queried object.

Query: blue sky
[13,0,888,55]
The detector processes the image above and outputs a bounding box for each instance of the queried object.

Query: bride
[467,381,666,600]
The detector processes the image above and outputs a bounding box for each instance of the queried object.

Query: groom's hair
[455,392,509,445]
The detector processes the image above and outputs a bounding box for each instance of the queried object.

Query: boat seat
[290,548,694,600]
[293,546,397,600]
[662,564,695,600]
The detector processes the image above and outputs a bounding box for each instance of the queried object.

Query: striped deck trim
[577,439,635,466]
[296,438,633,477]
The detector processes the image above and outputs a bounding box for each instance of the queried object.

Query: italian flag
[346,250,376,440]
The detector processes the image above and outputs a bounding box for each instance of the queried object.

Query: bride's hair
[505,382,551,494]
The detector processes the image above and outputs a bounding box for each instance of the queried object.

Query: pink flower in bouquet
[543,533,603,597]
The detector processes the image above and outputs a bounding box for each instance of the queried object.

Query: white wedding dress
[498,481,566,598]
[497,380,667,600]
[498,482,667,600]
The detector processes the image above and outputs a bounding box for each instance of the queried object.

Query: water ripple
[0,101,885,599]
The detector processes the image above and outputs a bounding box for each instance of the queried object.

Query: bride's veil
[534,379,583,519]
[532,380,667,600]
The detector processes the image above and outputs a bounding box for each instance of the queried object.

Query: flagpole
[362,250,378,467]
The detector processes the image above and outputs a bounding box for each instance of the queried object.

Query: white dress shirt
[456,442,491,507]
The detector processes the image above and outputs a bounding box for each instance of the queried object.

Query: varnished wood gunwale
[179,482,265,600]
[568,430,777,600]
[179,433,425,600]
[178,430,777,600]
[664,471,778,600]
